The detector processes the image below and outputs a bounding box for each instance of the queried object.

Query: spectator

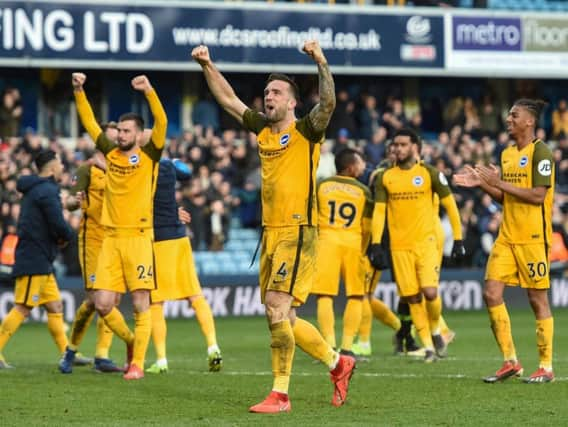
[0,88,22,139]
[182,178,208,250]
[358,94,381,141]
[463,97,481,138]
[382,97,406,138]
[478,94,501,138]
[205,199,229,251]
[236,178,261,229]
[363,126,387,169]
[333,128,352,155]
[551,99,568,139]
[192,93,220,132]
[328,89,356,139]
[443,96,465,131]
[316,140,336,181]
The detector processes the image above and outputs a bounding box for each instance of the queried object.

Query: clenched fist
[192,45,211,67]
[131,75,152,93]
[302,40,327,65]
[72,73,86,90]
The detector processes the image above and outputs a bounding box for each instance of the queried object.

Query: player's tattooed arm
[303,40,336,133]
[309,62,336,133]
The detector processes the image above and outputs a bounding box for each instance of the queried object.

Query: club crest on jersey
[89,274,96,283]
[279,134,290,146]
[129,154,140,165]
[412,176,424,187]
[519,156,528,167]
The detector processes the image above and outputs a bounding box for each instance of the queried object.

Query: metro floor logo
[448,14,568,77]
[452,15,568,52]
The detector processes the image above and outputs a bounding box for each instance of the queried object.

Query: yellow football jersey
[243,110,323,227]
[375,161,451,250]
[317,176,373,250]
[499,139,554,244]
[74,88,167,229]
[70,164,105,240]
[97,135,162,229]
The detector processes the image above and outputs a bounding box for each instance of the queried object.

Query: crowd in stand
[0,84,567,276]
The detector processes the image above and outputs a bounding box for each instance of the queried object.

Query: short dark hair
[334,148,361,173]
[266,73,300,100]
[118,113,144,130]
[513,99,547,127]
[393,128,422,152]
[101,121,118,132]
[34,149,57,172]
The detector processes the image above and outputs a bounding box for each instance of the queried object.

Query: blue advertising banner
[447,12,568,77]
[0,1,444,74]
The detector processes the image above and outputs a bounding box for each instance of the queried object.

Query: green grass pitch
[1,309,567,426]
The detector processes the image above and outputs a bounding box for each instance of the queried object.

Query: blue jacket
[13,175,73,277]
[153,159,187,242]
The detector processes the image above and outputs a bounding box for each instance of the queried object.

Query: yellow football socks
[317,296,336,348]
[426,296,442,335]
[439,314,450,336]
[270,320,295,394]
[358,298,372,342]
[409,302,433,349]
[293,317,336,368]
[341,298,362,351]
[47,312,68,354]
[95,317,114,359]
[132,310,151,368]
[103,307,134,345]
[69,301,95,351]
[488,303,517,361]
[0,308,26,352]
[536,317,553,370]
[150,304,167,361]
[192,295,217,348]
[371,298,401,331]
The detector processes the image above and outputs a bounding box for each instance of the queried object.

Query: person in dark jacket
[0,150,73,369]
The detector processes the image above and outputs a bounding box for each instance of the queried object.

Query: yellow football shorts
[151,237,202,303]
[78,233,102,291]
[485,240,550,289]
[93,228,156,294]
[312,239,365,297]
[363,256,382,295]
[391,237,440,297]
[259,225,317,306]
[14,274,61,307]
[435,219,444,267]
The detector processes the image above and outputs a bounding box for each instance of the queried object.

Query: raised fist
[72,73,86,90]
[302,40,326,65]
[131,75,152,93]
[192,45,211,66]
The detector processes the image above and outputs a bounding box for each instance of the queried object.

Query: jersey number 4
[328,200,356,227]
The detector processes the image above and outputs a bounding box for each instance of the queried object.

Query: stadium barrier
[1,269,567,322]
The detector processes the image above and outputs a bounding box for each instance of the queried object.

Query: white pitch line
[218,370,568,381]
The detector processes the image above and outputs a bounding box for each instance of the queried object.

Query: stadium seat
[224,239,245,251]
[229,228,259,240]
[201,260,222,275]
